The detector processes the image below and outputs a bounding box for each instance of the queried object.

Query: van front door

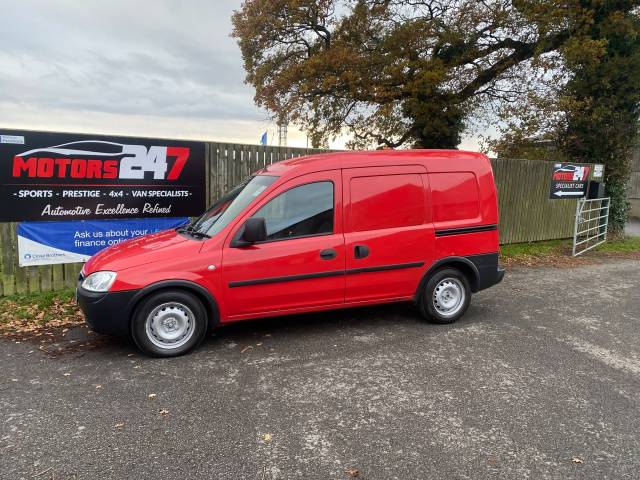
[221,171,345,319]
[342,166,434,303]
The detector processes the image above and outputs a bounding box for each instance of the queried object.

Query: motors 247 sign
[549,163,591,199]
[0,129,206,221]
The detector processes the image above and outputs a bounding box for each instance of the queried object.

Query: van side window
[350,174,425,231]
[252,181,334,241]
[430,172,480,222]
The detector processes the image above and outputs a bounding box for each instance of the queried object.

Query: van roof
[261,149,490,176]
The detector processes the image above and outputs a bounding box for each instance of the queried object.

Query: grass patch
[500,239,569,261]
[0,289,77,324]
[500,236,640,265]
[0,289,83,338]
[594,236,640,253]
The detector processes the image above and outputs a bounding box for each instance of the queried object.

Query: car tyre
[131,290,208,357]
[419,268,471,324]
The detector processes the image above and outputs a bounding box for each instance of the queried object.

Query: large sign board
[549,163,591,199]
[0,129,206,221]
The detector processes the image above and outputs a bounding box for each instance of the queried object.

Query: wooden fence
[490,157,596,245]
[0,145,592,295]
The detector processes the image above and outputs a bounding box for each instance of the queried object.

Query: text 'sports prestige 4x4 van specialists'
[77,150,505,356]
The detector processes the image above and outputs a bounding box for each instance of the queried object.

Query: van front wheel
[131,290,208,357]
[419,268,471,324]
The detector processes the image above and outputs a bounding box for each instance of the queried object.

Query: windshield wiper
[177,225,211,239]
[189,230,211,239]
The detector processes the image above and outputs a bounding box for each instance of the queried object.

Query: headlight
[81,271,117,292]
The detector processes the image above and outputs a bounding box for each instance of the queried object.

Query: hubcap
[145,302,195,350]
[432,278,465,318]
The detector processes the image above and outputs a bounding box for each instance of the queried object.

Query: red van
[77,150,504,356]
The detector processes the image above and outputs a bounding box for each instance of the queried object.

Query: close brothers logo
[23,252,64,260]
[11,140,190,181]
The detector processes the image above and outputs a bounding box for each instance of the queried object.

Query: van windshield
[186,175,278,238]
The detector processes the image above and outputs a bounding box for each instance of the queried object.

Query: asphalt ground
[1,259,639,479]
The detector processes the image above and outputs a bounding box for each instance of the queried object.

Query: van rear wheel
[131,290,208,357]
[419,268,471,324]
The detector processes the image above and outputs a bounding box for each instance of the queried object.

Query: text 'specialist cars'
[77,150,504,357]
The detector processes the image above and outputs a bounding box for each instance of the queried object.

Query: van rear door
[342,166,434,303]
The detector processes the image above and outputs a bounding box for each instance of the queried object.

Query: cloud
[0,0,272,136]
[0,0,478,152]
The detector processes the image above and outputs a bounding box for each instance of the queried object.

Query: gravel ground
[1,259,639,479]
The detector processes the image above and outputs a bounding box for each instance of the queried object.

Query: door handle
[320,249,337,260]
[354,245,369,259]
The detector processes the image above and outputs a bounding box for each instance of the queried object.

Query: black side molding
[228,261,425,288]
[346,262,424,275]
[229,270,344,288]
[435,224,497,237]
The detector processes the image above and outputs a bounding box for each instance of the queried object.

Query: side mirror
[242,217,267,244]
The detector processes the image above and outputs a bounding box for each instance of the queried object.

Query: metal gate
[572,197,610,256]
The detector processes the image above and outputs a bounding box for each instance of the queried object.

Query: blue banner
[17,217,188,266]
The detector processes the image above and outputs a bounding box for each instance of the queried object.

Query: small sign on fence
[593,164,604,179]
[549,163,591,199]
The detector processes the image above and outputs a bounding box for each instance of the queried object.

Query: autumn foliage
[233,0,640,232]
[233,1,603,148]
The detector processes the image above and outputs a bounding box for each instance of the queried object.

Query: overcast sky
[0,0,479,150]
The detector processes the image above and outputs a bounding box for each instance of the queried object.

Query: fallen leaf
[62,373,71,377]
[263,433,272,442]
[159,408,169,415]
[114,423,125,428]
[95,385,102,390]
[148,393,157,399]
[346,468,360,477]
[572,457,584,464]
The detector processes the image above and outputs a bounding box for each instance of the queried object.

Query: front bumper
[76,283,139,337]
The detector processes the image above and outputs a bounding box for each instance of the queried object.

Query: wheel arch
[129,280,220,331]
[415,256,480,302]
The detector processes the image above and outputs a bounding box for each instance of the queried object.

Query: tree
[232,1,639,233]
[484,2,640,235]
[560,4,640,235]
[232,0,580,148]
